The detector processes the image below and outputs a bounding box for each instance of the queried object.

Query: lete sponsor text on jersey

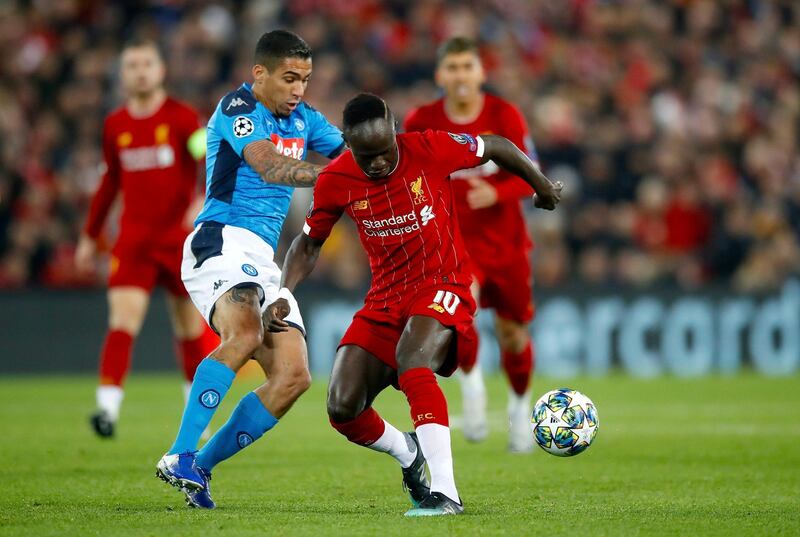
[270,133,305,160]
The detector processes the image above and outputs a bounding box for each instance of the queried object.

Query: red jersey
[84,97,202,251]
[404,94,536,264]
[304,130,485,309]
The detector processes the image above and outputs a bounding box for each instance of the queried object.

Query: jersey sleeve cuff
[476,136,485,158]
[303,221,331,241]
[278,287,295,302]
[327,141,346,159]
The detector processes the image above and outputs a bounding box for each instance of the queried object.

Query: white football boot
[459,367,488,442]
[507,389,534,453]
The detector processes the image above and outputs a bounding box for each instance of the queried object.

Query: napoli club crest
[241,264,258,276]
[237,432,254,448]
[199,389,220,409]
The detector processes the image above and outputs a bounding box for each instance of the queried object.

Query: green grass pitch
[0,373,798,536]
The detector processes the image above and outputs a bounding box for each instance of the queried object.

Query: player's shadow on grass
[134,501,402,516]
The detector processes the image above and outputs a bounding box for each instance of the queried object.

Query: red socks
[330,368,449,446]
[330,407,386,446]
[398,367,449,427]
[98,326,219,387]
[98,330,134,386]
[177,326,219,381]
[502,340,534,395]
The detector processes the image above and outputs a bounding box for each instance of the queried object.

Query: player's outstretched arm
[243,140,323,187]
[263,232,325,332]
[481,134,562,210]
[281,233,325,292]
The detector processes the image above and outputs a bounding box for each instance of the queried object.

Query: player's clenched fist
[263,298,291,333]
[533,180,563,210]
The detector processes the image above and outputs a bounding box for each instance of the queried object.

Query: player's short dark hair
[254,30,312,70]
[436,36,480,64]
[342,93,392,132]
[121,37,163,59]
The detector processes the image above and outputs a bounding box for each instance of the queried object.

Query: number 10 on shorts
[429,290,460,315]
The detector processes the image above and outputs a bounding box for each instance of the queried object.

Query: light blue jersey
[196,83,344,250]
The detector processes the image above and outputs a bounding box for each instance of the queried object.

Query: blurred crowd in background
[0,0,798,291]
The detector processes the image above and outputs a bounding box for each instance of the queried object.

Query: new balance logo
[428,303,445,314]
[352,200,369,211]
[420,205,435,226]
[226,97,247,110]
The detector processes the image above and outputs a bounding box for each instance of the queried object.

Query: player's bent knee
[216,325,263,367]
[503,336,529,355]
[216,309,264,355]
[290,367,312,397]
[326,396,362,424]
[108,309,146,335]
[326,376,366,423]
[497,321,530,354]
[274,365,312,403]
[224,327,263,354]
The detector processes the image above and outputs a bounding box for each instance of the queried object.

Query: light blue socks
[196,391,278,471]
[168,358,236,455]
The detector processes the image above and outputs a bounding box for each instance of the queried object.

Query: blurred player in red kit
[76,39,217,438]
[267,94,561,515]
[404,37,539,452]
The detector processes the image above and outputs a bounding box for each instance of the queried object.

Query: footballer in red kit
[404,37,539,451]
[302,128,484,377]
[86,97,203,286]
[266,94,561,516]
[76,39,217,438]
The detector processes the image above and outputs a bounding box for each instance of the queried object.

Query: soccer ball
[531,388,599,457]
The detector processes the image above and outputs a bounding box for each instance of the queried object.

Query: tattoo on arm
[243,140,323,187]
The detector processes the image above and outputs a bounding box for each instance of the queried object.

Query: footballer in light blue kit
[156,30,346,509]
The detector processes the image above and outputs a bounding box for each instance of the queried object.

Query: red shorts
[109,243,187,297]
[473,254,535,323]
[339,284,477,378]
